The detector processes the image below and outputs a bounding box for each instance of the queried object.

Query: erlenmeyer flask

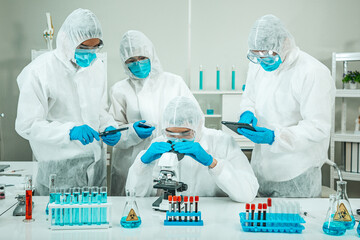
[335,181,355,229]
[322,194,346,236]
[357,222,360,236]
[120,189,141,228]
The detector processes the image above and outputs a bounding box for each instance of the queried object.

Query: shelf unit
[330,52,360,189]
[192,90,254,150]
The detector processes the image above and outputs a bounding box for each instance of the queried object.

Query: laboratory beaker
[120,189,141,228]
[322,194,346,236]
[335,181,355,229]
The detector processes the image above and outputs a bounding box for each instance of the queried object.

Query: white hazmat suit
[240,15,335,197]
[109,31,197,196]
[15,9,116,195]
[126,97,259,203]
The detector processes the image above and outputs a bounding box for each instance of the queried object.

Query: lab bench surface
[0,196,359,240]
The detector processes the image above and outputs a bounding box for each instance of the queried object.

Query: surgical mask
[260,57,282,72]
[74,49,97,68]
[127,59,151,79]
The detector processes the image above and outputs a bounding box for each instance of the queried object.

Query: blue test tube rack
[48,202,112,230]
[239,212,305,234]
[164,211,203,226]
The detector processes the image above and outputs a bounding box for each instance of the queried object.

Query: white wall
[1,0,360,194]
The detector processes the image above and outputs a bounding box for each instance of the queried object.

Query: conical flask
[120,189,141,228]
[357,221,360,236]
[334,181,355,229]
[322,194,346,236]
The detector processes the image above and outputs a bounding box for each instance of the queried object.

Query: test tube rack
[48,202,112,230]
[164,211,203,226]
[239,213,305,234]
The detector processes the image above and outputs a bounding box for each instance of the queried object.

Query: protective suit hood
[119,30,163,81]
[55,8,103,68]
[248,14,298,72]
[162,96,205,142]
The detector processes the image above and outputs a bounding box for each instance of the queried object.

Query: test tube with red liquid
[23,175,35,222]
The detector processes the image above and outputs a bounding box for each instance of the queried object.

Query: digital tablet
[221,121,256,135]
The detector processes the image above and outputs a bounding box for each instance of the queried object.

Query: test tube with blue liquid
[59,188,65,226]
[199,65,203,90]
[47,174,56,224]
[231,65,235,90]
[72,187,81,225]
[54,188,61,225]
[91,186,100,225]
[82,186,90,225]
[216,65,220,90]
[100,186,108,224]
[64,188,71,225]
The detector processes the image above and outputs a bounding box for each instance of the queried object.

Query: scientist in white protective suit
[126,96,259,202]
[109,31,197,196]
[238,14,336,197]
[15,9,120,195]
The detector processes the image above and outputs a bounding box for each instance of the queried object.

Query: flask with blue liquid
[120,189,141,228]
[322,194,346,236]
[335,181,355,229]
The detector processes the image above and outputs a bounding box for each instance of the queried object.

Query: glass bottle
[120,189,141,228]
[335,181,355,229]
[322,194,346,236]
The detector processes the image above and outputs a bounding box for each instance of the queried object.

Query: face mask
[74,50,97,68]
[127,59,151,78]
[260,56,282,72]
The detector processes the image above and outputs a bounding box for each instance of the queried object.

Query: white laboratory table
[0,162,360,240]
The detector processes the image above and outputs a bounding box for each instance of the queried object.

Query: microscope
[152,146,188,211]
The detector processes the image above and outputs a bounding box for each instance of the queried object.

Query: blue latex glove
[69,125,100,145]
[141,142,172,164]
[133,120,156,139]
[173,142,213,166]
[237,111,258,134]
[240,126,275,145]
[101,126,121,146]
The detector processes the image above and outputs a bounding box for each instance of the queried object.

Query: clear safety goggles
[76,39,104,52]
[247,50,280,65]
[163,128,196,140]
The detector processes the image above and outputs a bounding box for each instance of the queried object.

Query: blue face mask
[74,50,97,68]
[127,59,151,79]
[260,56,282,72]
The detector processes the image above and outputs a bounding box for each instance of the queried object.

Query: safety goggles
[76,39,104,52]
[247,50,280,65]
[163,129,195,140]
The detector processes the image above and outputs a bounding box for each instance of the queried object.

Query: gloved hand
[133,120,156,139]
[141,142,172,164]
[173,142,213,166]
[241,126,275,145]
[69,125,100,145]
[101,126,121,146]
[237,111,258,134]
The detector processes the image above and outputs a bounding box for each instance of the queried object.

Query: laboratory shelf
[191,90,242,95]
[334,52,360,61]
[331,131,360,142]
[204,114,222,118]
[335,89,360,98]
[333,169,360,181]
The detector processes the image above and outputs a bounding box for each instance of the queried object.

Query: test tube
[168,196,172,222]
[245,203,250,226]
[231,65,235,90]
[59,188,65,226]
[257,203,262,226]
[55,188,61,225]
[64,188,71,225]
[82,186,90,225]
[177,196,182,222]
[250,204,255,226]
[189,196,194,222]
[23,175,34,222]
[184,196,188,222]
[199,65,203,90]
[91,186,99,225]
[195,196,199,222]
[72,187,80,225]
[216,65,220,90]
[262,203,267,227]
[46,174,56,221]
[100,186,107,224]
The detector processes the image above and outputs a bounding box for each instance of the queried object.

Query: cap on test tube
[267,198,272,207]
[263,203,267,210]
[195,196,199,202]
[251,204,255,210]
[246,203,250,210]
[168,195,172,202]
[258,203,262,210]
[184,196,188,202]
[190,196,194,203]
